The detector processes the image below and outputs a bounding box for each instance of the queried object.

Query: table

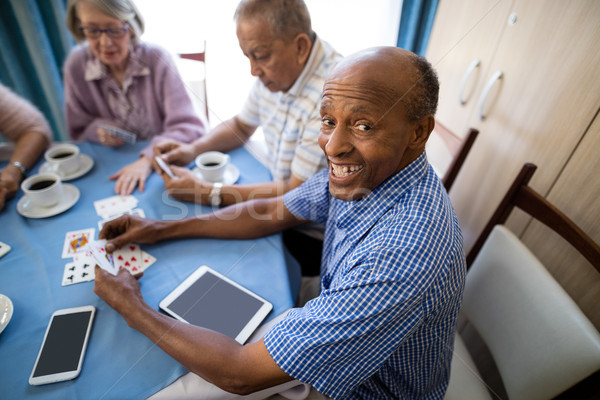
[0,142,300,399]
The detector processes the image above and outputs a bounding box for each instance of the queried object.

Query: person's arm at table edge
[100,195,305,250]
[94,267,293,394]
[219,173,305,206]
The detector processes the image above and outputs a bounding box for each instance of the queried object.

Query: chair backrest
[178,40,209,124]
[430,120,479,191]
[463,163,600,400]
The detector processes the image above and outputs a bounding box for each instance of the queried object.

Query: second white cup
[195,151,230,182]
[45,143,81,176]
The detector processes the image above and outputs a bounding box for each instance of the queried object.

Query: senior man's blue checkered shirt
[264,153,466,399]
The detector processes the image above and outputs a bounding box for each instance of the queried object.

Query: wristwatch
[209,182,223,206]
[9,161,26,177]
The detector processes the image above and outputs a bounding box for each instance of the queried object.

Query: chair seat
[444,335,492,400]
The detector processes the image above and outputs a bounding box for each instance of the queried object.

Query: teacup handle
[223,154,230,164]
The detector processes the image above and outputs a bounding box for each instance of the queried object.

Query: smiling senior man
[94,46,466,399]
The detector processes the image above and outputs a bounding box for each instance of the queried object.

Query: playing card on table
[85,239,117,275]
[94,195,138,218]
[98,208,145,231]
[62,228,95,259]
[61,255,96,286]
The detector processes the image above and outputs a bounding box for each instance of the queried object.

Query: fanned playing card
[62,228,95,259]
[85,239,117,275]
[113,244,143,275]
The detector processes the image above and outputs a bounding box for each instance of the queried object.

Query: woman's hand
[110,156,153,195]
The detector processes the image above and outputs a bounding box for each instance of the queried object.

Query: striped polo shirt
[238,36,342,181]
[264,154,467,399]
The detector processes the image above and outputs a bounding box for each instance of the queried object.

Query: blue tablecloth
[0,142,300,399]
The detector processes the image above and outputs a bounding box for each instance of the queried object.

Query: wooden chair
[445,163,600,400]
[429,120,479,192]
[178,40,209,124]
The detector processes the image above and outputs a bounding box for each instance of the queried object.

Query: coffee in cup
[45,143,81,176]
[21,173,63,208]
[194,151,230,182]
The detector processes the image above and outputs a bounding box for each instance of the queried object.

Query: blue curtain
[0,0,74,141]
[397,0,440,56]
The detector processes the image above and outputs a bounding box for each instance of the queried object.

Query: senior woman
[64,0,205,195]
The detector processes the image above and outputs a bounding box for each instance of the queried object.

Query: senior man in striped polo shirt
[96,46,467,399]
[153,0,342,207]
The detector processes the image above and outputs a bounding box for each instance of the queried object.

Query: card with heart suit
[62,244,156,285]
[93,195,138,218]
[62,228,95,259]
[113,244,143,274]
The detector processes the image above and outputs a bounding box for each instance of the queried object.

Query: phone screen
[32,311,93,377]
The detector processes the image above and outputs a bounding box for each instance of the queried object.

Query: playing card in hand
[113,244,143,275]
[85,239,117,275]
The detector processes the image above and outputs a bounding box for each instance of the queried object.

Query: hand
[99,214,163,252]
[97,127,125,147]
[152,160,211,204]
[153,139,197,166]
[0,169,21,213]
[110,156,153,195]
[94,266,144,317]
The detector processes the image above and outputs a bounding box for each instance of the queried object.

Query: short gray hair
[66,0,145,44]
[234,0,314,42]
[406,54,439,121]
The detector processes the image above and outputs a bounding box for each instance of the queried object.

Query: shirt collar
[283,35,324,99]
[84,44,151,88]
[334,153,430,239]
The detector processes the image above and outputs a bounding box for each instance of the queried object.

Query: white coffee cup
[21,173,63,208]
[44,143,81,176]
[195,151,230,182]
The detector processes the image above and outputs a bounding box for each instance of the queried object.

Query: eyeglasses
[79,25,129,39]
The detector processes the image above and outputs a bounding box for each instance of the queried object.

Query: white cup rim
[195,151,230,169]
[21,172,62,194]
[45,143,80,163]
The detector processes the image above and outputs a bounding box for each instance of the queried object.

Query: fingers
[114,174,138,195]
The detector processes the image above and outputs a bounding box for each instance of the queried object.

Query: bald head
[326,47,439,122]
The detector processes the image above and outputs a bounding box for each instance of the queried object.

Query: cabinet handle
[458,59,481,105]
[478,70,503,121]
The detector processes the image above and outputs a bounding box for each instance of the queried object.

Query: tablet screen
[160,266,272,343]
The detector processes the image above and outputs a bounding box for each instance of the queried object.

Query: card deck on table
[98,208,145,231]
[93,195,138,219]
[62,229,95,259]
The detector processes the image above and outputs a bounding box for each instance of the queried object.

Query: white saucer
[39,154,94,181]
[0,294,13,335]
[17,184,80,218]
[193,163,240,185]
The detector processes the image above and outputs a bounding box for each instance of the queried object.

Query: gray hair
[234,0,314,42]
[66,0,145,44]
[406,54,439,121]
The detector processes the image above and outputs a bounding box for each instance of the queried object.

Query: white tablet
[159,266,273,344]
